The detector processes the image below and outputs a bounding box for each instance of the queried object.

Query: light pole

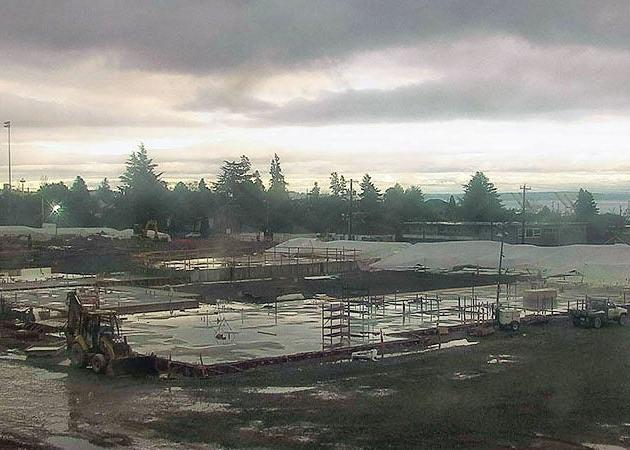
[51,203,62,237]
[3,121,10,190]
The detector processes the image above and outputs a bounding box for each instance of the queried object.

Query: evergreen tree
[213,155,266,231]
[65,176,95,226]
[446,195,459,220]
[339,175,348,197]
[214,155,252,197]
[358,174,381,233]
[330,172,342,197]
[94,178,115,224]
[359,174,381,208]
[460,172,505,221]
[252,170,266,193]
[574,188,599,221]
[195,178,214,236]
[117,143,168,227]
[97,178,113,196]
[309,181,320,198]
[119,143,163,193]
[71,176,88,193]
[268,153,287,197]
[198,178,209,191]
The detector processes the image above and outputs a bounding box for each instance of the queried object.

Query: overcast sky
[2,0,630,193]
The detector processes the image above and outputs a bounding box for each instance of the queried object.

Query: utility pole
[496,231,505,307]
[347,179,353,240]
[520,184,531,244]
[3,121,10,190]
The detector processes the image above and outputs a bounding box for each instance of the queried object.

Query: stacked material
[371,241,630,283]
[270,238,412,261]
[0,224,136,241]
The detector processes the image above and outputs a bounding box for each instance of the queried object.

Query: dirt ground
[2,319,630,449]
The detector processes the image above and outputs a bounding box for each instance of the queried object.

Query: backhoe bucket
[107,355,158,377]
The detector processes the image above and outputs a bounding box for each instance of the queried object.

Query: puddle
[427,339,479,350]
[383,339,478,360]
[451,371,484,381]
[46,435,107,450]
[244,386,315,394]
[180,402,240,413]
[27,367,68,380]
[583,444,627,450]
[363,388,396,397]
[0,353,27,361]
[487,354,519,365]
[311,390,347,401]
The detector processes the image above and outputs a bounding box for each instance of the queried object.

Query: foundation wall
[189,260,358,283]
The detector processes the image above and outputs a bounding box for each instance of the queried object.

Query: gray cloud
[0,92,197,128]
[254,78,629,125]
[179,85,275,113]
[2,1,630,76]
[249,35,630,124]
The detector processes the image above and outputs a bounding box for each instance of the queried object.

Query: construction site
[3,232,630,448]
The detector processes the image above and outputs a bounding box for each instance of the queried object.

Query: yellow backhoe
[65,290,152,375]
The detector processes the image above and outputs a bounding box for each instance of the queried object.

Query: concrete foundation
[189,260,358,283]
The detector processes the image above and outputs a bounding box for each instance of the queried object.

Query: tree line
[0,143,617,239]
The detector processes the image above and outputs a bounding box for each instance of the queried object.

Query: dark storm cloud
[2,1,629,75]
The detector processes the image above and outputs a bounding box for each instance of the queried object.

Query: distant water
[425,192,630,214]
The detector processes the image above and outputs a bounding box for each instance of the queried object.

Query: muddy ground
[1,319,629,449]
[178,271,512,303]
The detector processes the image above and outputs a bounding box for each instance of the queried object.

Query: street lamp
[50,202,62,237]
[3,121,10,190]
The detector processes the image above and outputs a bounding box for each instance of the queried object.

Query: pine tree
[574,188,599,221]
[117,143,167,227]
[309,181,321,198]
[67,176,94,226]
[214,155,252,196]
[70,176,89,194]
[198,178,209,191]
[119,143,163,193]
[339,175,348,198]
[98,178,111,193]
[269,153,287,197]
[330,172,342,197]
[446,195,458,219]
[460,171,505,221]
[253,170,266,192]
[359,173,381,206]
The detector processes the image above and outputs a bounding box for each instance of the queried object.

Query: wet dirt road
[2,320,630,449]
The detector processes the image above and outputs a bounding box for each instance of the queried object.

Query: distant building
[402,221,588,246]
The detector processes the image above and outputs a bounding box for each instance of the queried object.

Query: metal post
[496,237,505,307]
[4,121,10,190]
[348,179,353,240]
